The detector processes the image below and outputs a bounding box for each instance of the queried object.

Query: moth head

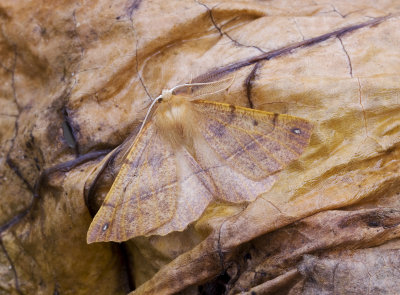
[154,94,198,150]
[160,89,173,102]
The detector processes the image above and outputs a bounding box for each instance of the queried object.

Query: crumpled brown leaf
[0,0,399,294]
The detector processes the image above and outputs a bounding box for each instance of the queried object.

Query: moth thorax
[154,95,197,149]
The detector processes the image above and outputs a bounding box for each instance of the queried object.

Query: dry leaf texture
[0,0,399,294]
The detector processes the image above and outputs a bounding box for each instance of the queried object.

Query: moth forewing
[87,123,178,243]
[192,100,313,181]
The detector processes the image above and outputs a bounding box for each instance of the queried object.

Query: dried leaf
[0,0,399,294]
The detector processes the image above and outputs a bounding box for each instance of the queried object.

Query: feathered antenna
[136,76,235,136]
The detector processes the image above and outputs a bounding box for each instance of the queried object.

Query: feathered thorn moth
[87,80,312,243]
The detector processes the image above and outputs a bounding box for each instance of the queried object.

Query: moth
[87,82,312,243]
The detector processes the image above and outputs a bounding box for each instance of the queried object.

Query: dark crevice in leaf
[292,18,306,40]
[2,45,34,192]
[35,150,111,198]
[53,284,60,295]
[338,209,400,230]
[198,270,230,295]
[244,62,263,109]
[0,209,30,234]
[119,243,136,292]
[1,150,110,238]
[225,260,242,291]
[27,130,43,172]
[192,14,392,85]
[217,223,226,271]
[338,36,353,77]
[6,155,34,193]
[330,4,346,18]
[244,252,252,262]
[126,0,142,19]
[195,0,266,54]
[126,0,152,101]
[0,45,20,111]
[134,30,153,101]
[84,146,126,216]
[62,107,79,154]
[0,238,23,295]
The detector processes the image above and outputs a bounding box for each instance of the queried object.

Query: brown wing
[87,122,217,243]
[87,123,178,243]
[148,146,214,236]
[192,100,313,203]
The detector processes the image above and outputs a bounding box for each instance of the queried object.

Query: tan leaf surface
[0,0,399,294]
